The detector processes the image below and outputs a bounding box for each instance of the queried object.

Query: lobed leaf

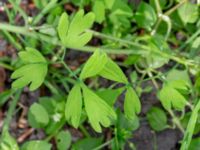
[11,47,47,91]
[82,84,117,132]
[57,9,95,48]
[124,86,141,120]
[158,85,187,110]
[99,57,128,84]
[80,50,108,79]
[65,83,82,128]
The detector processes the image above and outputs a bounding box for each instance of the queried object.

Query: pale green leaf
[80,50,108,79]
[104,0,115,9]
[92,0,105,23]
[28,103,49,128]
[96,87,124,106]
[124,87,141,120]
[0,132,19,150]
[57,10,95,48]
[82,84,117,132]
[11,48,47,91]
[65,83,82,128]
[57,12,69,45]
[178,2,198,24]
[99,58,128,84]
[158,85,187,110]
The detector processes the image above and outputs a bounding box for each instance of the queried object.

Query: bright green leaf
[82,84,117,132]
[11,47,47,91]
[65,83,82,128]
[147,107,168,131]
[124,87,141,120]
[56,131,71,150]
[0,132,19,150]
[28,103,49,128]
[96,87,124,106]
[99,57,128,83]
[21,140,51,150]
[104,0,115,9]
[57,9,95,48]
[92,0,105,23]
[80,50,108,79]
[158,85,187,110]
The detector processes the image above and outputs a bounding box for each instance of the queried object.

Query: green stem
[79,125,91,138]
[147,71,159,89]
[0,62,14,70]
[168,109,185,134]
[2,90,22,133]
[32,0,58,25]
[0,23,198,67]
[165,0,187,16]
[154,0,162,14]
[8,0,28,26]
[93,139,113,150]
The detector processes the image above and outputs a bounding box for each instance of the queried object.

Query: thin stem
[0,23,198,67]
[0,62,14,70]
[165,0,187,16]
[93,139,113,150]
[8,0,28,26]
[147,71,159,90]
[2,90,22,132]
[32,0,58,25]
[79,125,91,138]
[154,0,162,14]
[60,61,79,79]
[168,109,185,134]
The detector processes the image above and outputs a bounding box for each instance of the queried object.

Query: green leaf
[147,107,168,131]
[178,2,198,24]
[109,0,133,28]
[82,84,117,132]
[158,84,187,110]
[11,47,47,91]
[180,100,200,150]
[21,140,51,150]
[181,112,200,135]
[135,2,157,30]
[104,0,115,9]
[189,138,200,150]
[0,132,19,150]
[0,90,12,106]
[99,57,128,84]
[28,103,49,128]
[96,87,124,106]
[92,0,105,23]
[124,87,141,120]
[56,131,71,150]
[80,50,108,79]
[57,9,95,48]
[65,83,82,128]
[72,137,103,150]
